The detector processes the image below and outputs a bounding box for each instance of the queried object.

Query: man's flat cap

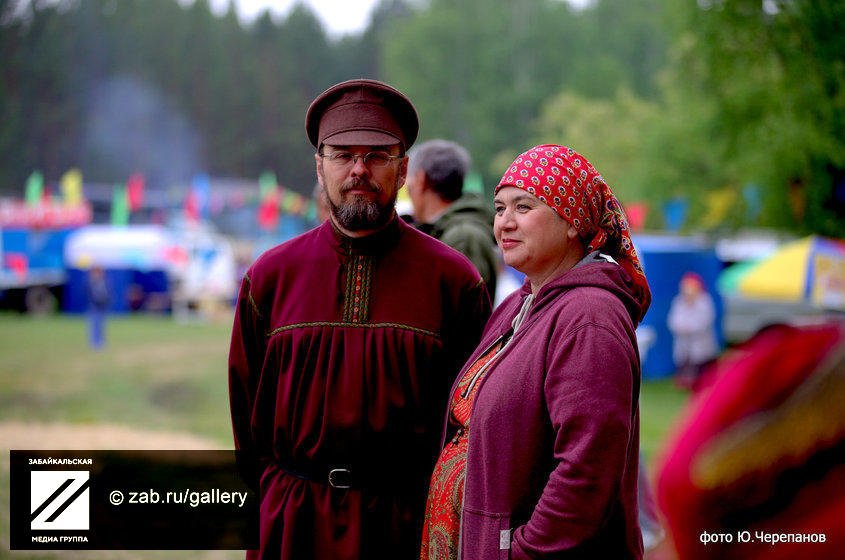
[305,79,419,151]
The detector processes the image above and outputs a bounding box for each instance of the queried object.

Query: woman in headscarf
[667,271,720,390]
[421,145,651,559]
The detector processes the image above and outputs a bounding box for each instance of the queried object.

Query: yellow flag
[60,168,84,206]
[700,187,737,229]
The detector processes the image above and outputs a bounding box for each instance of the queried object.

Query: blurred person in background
[657,322,845,559]
[406,139,500,301]
[86,265,110,350]
[421,145,651,559]
[228,79,491,560]
[667,272,719,390]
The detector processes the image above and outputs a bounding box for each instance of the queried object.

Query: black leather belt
[275,460,418,492]
[276,462,372,490]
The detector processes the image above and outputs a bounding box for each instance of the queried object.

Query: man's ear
[315,153,325,187]
[397,155,410,187]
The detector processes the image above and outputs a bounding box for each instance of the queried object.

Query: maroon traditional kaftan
[229,217,491,560]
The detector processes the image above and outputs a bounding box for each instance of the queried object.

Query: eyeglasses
[319,150,404,169]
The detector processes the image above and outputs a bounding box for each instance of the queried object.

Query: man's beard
[327,179,398,232]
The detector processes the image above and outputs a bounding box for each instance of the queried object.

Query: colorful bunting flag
[192,174,210,220]
[110,184,129,226]
[663,197,689,232]
[743,183,762,223]
[25,171,44,207]
[257,187,280,231]
[60,169,84,206]
[464,172,484,195]
[305,200,318,222]
[701,187,738,229]
[259,171,277,200]
[127,173,145,211]
[624,202,648,231]
[184,188,200,223]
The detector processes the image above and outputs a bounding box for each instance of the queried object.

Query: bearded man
[228,79,491,560]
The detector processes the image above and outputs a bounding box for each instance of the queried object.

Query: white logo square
[30,471,90,531]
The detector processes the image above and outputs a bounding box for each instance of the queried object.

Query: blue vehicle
[0,227,74,313]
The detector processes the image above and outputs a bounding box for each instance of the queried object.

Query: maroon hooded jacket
[454,254,644,559]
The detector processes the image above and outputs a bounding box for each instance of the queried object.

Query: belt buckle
[328,468,352,489]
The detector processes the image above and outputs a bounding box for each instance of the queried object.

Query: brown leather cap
[305,79,419,150]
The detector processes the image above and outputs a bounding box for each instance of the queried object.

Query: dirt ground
[0,421,227,451]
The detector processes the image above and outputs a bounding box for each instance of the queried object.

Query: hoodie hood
[525,252,647,326]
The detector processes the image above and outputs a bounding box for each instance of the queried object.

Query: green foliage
[383,0,670,191]
[0,0,375,193]
[679,0,845,234]
[534,88,661,202]
[2,0,841,234]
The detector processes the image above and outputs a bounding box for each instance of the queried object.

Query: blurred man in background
[86,265,110,350]
[406,139,499,301]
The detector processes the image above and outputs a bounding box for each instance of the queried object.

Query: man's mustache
[341,180,381,195]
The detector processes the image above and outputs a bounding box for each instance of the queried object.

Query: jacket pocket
[461,507,511,560]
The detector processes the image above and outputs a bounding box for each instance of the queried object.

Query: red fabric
[420,341,503,560]
[656,323,845,559]
[127,173,145,211]
[257,188,279,231]
[495,144,651,322]
[183,189,199,222]
[229,218,491,560]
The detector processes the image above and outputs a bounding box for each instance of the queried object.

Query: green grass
[0,313,691,558]
[0,313,237,560]
[0,313,234,443]
[640,378,691,476]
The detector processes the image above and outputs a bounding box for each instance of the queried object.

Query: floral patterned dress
[420,339,505,560]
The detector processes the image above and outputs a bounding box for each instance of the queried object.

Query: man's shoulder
[249,226,323,276]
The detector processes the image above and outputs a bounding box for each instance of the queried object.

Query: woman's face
[494,186,582,286]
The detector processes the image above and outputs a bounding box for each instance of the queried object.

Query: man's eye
[365,153,391,165]
[494,206,504,214]
[331,153,354,163]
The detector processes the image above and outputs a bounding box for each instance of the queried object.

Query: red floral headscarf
[495,144,651,322]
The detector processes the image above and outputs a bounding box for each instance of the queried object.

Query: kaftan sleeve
[228,272,267,492]
[510,324,637,559]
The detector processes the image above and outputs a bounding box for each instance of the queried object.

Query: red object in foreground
[656,322,845,559]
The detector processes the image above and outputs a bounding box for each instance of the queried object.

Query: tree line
[1,0,842,234]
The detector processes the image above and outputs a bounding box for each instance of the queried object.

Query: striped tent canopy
[719,236,845,310]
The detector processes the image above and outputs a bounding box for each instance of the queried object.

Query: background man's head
[406,139,470,222]
[305,79,419,234]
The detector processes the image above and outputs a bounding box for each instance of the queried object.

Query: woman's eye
[516,204,531,212]
[494,206,504,214]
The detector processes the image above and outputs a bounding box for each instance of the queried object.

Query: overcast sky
[215,0,590,37]
[212,0,380,37]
